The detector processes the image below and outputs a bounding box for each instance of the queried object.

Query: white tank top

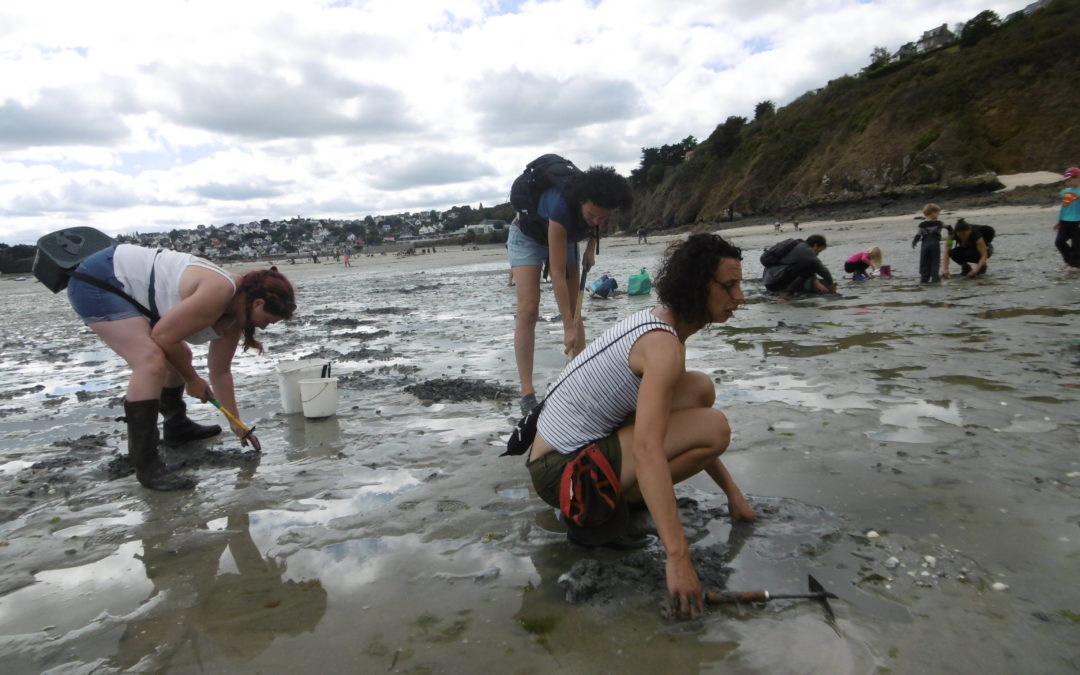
[536,308,677,454]
[112,244,237,344]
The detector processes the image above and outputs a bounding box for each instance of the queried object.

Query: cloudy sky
[0,0,1032,245]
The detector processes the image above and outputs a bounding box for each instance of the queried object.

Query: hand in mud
[942,269,952,280]
[230,422,261,451]
[666,554,704,620]
[185,377,213,403]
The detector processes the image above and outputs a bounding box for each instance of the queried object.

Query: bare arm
[631,334,703,615]
[971,238,989,275]
[546,220,581,352]
[149,272,234,400]
[208,328,257,446]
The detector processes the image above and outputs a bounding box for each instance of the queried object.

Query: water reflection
[284,414,343,459]
[113,510,328,670]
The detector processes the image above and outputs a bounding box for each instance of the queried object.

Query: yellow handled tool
[207,398,260,451]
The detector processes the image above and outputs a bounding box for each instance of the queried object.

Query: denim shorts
[507,224,580,268]
[66,247,143,324]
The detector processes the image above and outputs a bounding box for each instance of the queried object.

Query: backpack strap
[68,271,161,324]
[502,319,671,457]
[548,320,670,400]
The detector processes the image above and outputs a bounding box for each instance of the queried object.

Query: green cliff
[627,0,1080,229]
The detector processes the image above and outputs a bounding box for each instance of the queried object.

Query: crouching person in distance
[66,244,296,490]
[525,233,755,619]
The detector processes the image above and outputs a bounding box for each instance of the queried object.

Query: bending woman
[526,233,755,619]
[67,244,296,490]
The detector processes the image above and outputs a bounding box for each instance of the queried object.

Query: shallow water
[1,209,1079,673]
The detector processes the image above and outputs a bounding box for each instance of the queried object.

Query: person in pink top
[843,246,882,280]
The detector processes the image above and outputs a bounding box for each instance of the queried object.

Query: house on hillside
[465,220,506,235]
[918,24,955,52]
[894,42,917,61]
[1012,0,1050,18]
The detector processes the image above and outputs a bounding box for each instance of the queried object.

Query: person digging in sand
[944,219,992,278]
[508,161,633,417]
[762,234,836,294]
[65,244,296,490]
[524,233,755,620]
[843,245,883,281]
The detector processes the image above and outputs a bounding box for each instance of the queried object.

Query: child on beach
[1054,167,1080,271]
[912,203,951,283]
[843,246,882,281]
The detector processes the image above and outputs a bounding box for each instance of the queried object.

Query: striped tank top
[536,308,677,454]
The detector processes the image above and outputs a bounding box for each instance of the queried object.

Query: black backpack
[509,154,583,245]
[760,238,801,267]
[956,219,996,245]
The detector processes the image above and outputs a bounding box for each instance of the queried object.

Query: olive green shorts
[526,433,623,509]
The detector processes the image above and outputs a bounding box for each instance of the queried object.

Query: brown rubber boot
[125,399,196,491]
[160,385,221,444]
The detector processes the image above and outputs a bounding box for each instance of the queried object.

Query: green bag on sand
[627,268,652,295]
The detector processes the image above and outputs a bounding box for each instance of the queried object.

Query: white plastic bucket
[277,360,328,414]
[299,378,338,419]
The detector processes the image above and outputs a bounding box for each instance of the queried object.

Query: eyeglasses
[711,277,740,292]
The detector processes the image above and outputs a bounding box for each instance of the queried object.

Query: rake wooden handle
[705,590,770,604]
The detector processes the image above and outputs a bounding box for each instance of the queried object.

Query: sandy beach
[1,200,1079,673]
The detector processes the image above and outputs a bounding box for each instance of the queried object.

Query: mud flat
[1,204,1078,673]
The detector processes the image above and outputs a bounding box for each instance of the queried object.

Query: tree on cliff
[960,10,1000,48]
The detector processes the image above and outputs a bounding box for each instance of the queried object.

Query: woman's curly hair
[655,233,742,327]
[239,268,296,353]
[563,165,633,210]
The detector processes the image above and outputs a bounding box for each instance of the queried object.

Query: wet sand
[1,204,1079,673]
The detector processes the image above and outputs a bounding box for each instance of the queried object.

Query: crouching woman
[525,233,755,619]
[66,244,296,490]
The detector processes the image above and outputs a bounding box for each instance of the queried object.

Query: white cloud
[0,0,1033,243]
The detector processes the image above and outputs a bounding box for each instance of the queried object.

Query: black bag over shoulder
[33,226,115,293]
[759,238,801,267]
[509,154,583,246]
[504,401,544,457]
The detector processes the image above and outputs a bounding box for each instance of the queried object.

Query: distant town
[0,203,515,274]
[113,205,513,262]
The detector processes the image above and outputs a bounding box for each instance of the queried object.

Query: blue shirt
[1060,187,1080,221]
[537,188,589,242]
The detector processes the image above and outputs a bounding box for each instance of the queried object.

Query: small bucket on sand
[299,378,338,419]
[879,265,893,279]
[277,360,329,414]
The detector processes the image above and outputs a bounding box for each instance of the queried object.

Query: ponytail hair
[239,269,296,353]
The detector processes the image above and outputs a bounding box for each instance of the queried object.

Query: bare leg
[88,317,168,400]
[617,406,731,498]
[512,265,542,396]
[617,370,754,520]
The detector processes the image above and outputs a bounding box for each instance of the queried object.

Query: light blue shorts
[507,224,580,268]
[66,247,143,324]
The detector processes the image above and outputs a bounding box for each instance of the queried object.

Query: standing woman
[508,164,633,416]
[66,244,296,490]
[525,233,755,619]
